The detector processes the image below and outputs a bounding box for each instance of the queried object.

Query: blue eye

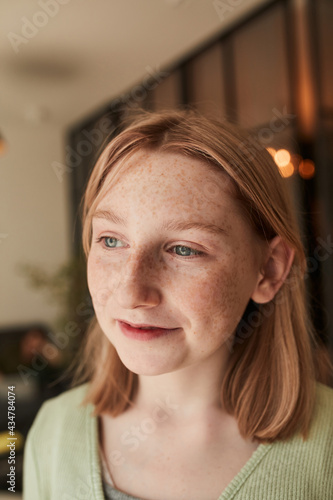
[96,237,204,258]
[98,236,123,248]
[171,245,203,257]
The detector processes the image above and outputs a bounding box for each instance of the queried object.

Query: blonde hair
[74,109,328,443]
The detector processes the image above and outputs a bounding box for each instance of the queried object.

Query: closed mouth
[118,320,177,330]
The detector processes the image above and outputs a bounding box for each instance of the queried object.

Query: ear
[251,236,295,304]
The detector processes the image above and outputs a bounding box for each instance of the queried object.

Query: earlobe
[251,236,295,304]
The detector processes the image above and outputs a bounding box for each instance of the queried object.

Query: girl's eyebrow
[161,220,228,237]
[93,209,126,226]
[92,209,228,237]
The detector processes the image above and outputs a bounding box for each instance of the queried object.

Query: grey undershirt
[103,481,143,500]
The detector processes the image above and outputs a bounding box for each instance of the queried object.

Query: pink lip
[117,320,179,341]
[118,319,176,329]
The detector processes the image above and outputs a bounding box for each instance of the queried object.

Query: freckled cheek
[87,255,120,306]
[177,270,244,333]
[176,271,236,314]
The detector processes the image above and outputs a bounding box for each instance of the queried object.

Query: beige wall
[0,120,70,328]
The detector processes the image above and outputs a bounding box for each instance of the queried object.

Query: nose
[114,249,162,309]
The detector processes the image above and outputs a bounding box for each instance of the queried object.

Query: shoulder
[266,383,333,472]
[27,383,94,450]
[23,384,100,499]
[314,381,333,408]
[239,383,333,499]
[306,382,333,454]
[288,382,333,456]
[279,382,333,492]
[310,382,333,436]
[34,383,91,418]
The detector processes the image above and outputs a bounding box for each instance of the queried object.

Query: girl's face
[87,150,265,375]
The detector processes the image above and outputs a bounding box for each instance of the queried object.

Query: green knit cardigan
[23,382,333,499]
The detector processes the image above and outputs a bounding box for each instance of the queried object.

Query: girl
[23,110,333,500]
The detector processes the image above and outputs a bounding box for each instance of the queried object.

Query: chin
[128,366,169,377]
[117,352,179,377]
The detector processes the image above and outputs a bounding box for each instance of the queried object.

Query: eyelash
[95,236,205,259]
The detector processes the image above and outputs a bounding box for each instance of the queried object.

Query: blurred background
[0,0,332,495]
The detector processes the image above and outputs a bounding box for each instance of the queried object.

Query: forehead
[92,150,244,231]
[98,149,235,202]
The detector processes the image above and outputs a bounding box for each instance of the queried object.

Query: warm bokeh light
[274,149,291,167]
[290,154,302,172]
[299,159,315,179]
[266,147,276,157]
[278,162,295,178]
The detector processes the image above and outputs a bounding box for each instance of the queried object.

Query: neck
[132,348,231,423]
